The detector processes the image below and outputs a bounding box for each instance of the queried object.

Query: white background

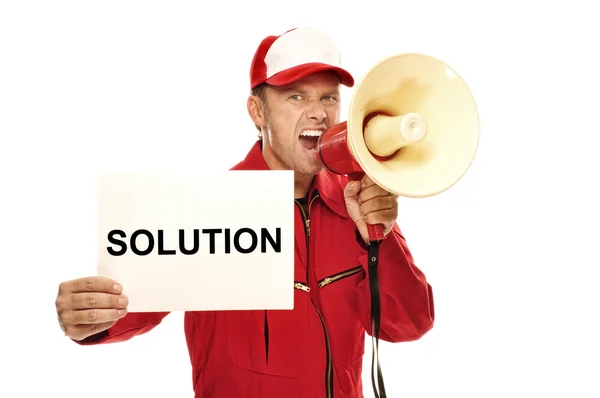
[1,1,599,397]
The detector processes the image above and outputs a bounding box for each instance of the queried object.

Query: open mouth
[299,129,323,151]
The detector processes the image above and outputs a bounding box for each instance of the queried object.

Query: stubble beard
[264,113,322,176]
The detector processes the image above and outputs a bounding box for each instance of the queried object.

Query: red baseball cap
[249,27,354,90]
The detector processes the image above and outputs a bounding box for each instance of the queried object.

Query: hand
[55,276,128,341]
[344,175,398,244]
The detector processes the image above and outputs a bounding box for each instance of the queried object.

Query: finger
[67,321,118,341]
[64,307,128,325]
[359,195,397,215]
[69,292,129,310]
[361,175,375,188]
[364,208,398,226]
[343,180,361,198]
[59,276,123,295]
[358,184,396,204]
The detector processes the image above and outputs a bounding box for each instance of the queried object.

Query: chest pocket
[226,288,309,377]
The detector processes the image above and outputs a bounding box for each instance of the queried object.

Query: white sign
[96,170,295,312]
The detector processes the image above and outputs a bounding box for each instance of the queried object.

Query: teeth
[300,130,323,137]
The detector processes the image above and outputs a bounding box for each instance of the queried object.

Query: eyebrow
[280,86,340,97]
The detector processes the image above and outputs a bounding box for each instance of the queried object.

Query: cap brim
[265,63,354,88]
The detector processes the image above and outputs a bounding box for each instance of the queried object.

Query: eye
[289,94,304,101]
[322,96,339,103]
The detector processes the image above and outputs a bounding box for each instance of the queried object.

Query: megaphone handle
[367,223,386,241]
[347,172,387,242]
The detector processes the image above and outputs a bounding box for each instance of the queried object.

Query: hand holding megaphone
[316,52,479,242]
[318,110,429,242]
[343,174,399,244]
[316,52,479,398]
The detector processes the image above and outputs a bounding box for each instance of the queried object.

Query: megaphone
[317,52,480,241]
[316,53,479,398]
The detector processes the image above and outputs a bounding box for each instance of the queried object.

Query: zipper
[264,311,269,364]
[318,265,364,288]
[268,281,315,365]
[295,192,333,398]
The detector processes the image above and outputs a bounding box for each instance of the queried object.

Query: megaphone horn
[317,52,480,241]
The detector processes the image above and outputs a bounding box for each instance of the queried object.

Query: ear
[247,95,266,128]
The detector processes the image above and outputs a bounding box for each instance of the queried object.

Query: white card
[96,170,295,312]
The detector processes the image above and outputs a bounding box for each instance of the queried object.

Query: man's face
[259,71,342,176]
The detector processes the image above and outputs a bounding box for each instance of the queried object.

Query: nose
[305,98,327,123]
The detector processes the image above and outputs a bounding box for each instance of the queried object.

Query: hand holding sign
[55,276,129,341]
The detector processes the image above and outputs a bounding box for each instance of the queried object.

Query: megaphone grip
[367,223,386,241]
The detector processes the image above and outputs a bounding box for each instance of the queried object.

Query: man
[55,27,435,398]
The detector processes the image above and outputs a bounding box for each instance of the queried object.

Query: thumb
[344,180,361,198]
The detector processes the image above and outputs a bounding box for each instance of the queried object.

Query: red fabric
[249,29,354,89]
[76,141,435,398]
[263,62,354,89]
[249,34,280,89]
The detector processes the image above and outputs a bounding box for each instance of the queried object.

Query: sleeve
[73,311,170,345]
[353,223,435,343]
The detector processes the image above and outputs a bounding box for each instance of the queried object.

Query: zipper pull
[294,282,310,292]
[306,219,310,236]
[318,277,332,288]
